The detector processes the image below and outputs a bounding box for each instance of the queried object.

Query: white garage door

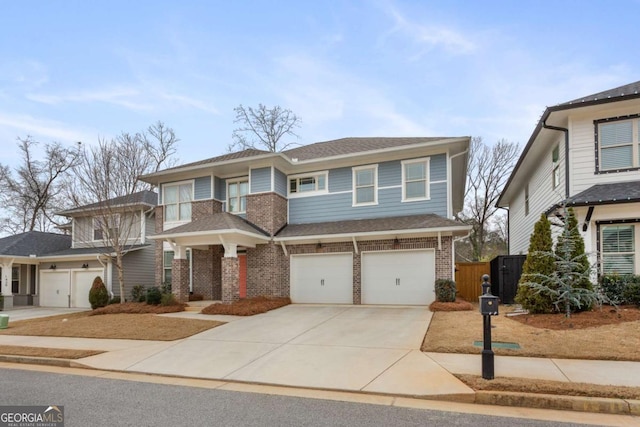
[39,270,70,307]
[361,250,435,305]
[72,269,103,308]
[290,253,353,304]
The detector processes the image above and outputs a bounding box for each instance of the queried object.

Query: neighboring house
[141,137,471,305]
[0,190,157,310]
[497,80,640,277]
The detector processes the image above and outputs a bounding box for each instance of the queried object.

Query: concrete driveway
[77,304,474,397]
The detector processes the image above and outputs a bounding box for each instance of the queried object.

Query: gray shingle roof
[0,231,71,257]
[561,80,640,106]
[156,213,269,237]
[282,137,452,162]
[567,181,640,207]
[276,214,468,238]
[59,190,158,215]
[157,149,271,172]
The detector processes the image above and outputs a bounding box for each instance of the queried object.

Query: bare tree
[0,137,79,234]
[456,137,520,261]
[71,122,178,301]
[229,104,301,152]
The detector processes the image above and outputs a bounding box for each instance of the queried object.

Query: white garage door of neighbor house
[361,250,436,305]
[39,270,70,307]
[290,253,353,304]
[72,269,103,309]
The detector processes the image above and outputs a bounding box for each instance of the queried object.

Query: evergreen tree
[515,214,555,313]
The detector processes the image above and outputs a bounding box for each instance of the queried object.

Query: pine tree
[515,214,556,313]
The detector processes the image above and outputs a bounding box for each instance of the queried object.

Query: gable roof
[157,148,271,172]
[0,231,71,257]
[497,80,640,207]
[152,213,269,238]
[58,190,158,216]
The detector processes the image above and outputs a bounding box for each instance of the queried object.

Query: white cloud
[0,112,96,144]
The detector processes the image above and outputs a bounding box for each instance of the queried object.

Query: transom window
[289,172,328,195]
[93,214,120,241]
[353,165,377,206]
[163,182,193,222]
[402,158,430,201]
[597,117,640,172]
[228,179,249,213]
[602,225,635,275]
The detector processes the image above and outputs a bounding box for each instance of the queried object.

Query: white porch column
[1,259,14,296]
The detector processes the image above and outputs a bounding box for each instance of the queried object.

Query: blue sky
[0,0,638,167]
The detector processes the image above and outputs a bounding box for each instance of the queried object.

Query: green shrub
[622,280,640,306]
[108,296,121,305]
[160,293,179,306]
[131,285,146,303]
[434,279,456,302]
[89,276,109,310]
[161,281,172,295]
[146,286,162,305]
[600,274,628,305]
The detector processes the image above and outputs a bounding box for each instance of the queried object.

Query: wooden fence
[455,262,490,302]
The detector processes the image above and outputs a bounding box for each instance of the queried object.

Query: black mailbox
[479,294,499,315]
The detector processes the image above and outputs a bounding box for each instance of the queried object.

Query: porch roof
[0,231,71,257]
[39,244,149,261]
[150,213,270,248]
[274,214,470,244]
[545,180,640,214]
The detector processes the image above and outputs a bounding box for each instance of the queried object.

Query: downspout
[542,119,570,199]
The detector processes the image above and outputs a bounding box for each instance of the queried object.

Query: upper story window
[596,116,640,172]
[93,214,120,240]
[524,184,530,216]
[288,172,328,197]
[602,224,635,275]
[552,145,560,189]
[163,181,193,223]
[228,178,248,213]
[353,165,377,206]
[402,158,430,201]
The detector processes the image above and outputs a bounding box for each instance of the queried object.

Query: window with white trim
[602,225,635,275]
[288,172,328,196]
[11,266,19,294]
[402,158,429,201]
[227,178,249,213]
[552,145,560,189]
[353,165,377,206]
[163,182,193,222]
[93,214,120,241]
[524,184,529,216]
[597,117,640,171]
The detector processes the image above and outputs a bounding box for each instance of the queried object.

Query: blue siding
[378,161,400,187]
[251,167,272,193]
[275,168,287,197]
[289,182,448,224]
[329,167,351,192]
[194,176,211,200]
[214,177,226,201]
[430,154,447,181]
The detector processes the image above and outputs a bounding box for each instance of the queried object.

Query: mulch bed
[90,302,186,315]
[201,296,291,316]
[0,346,103,359]
[429,298,474,312]
[508,305,640,330]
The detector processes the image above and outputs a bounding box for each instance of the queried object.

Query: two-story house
[0,190,157,309]
[141,137,471,305]
[498,80,640,277]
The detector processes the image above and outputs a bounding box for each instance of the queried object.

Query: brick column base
[221,257,239,304]
[172,258,190,302]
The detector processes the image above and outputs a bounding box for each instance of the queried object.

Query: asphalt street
[0,368,598,427]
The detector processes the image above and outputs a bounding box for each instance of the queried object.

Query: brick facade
[246,242,289,298]
[221,256,240,303]
[192,199,223,221]
[172,258,190,302]
[246,193,287,235]
[191,246,223,300]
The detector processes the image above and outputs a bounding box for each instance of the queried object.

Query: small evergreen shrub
[89,276,109,310]
[622,279,640,306]
[108,296,121,305]
[160,293,179,306]
[131,285,146,302]
[600,274,628,305]
[434,279,456,302]
[145,286,162,305]
[161,281,172,295]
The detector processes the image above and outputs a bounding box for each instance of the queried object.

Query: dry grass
[90,302,185,315]
[0,346,103,359]
[457,374,640,400]
[0,312,222,341]
[201,296,291,316]
[422,304,640,361]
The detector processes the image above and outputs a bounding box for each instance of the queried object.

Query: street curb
[475,391,638,415]
[2,355,639,416]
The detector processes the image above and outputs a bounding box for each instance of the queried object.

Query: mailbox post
[479,274,499,380]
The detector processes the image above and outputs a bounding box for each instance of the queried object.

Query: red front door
[238,254,247,298]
